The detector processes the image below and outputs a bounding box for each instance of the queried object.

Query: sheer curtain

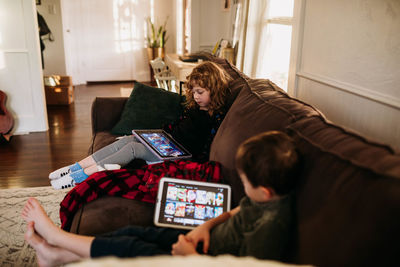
[241,0,295,91]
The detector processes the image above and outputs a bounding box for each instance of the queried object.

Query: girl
[50,61,231,189]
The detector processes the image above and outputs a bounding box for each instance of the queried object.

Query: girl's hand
[185,224,211,253]
[171,234,198,255]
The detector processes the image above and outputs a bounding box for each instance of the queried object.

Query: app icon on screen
[194,204,206,219]
[166,186,177,200]
[165,202,176,215]
[206,192,216,205]
[205,206,214,219]
[185,205,195,217]
[187,190,197,203]
[216,193,224,206]
[175,203,186,217]
[177,188,187,202]
[196,190,207,204]
[214,207,223,217]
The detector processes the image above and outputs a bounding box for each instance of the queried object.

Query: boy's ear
[260,186,274,201]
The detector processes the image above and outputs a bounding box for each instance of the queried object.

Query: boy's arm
[184,206,240,254]
[198,206,240,230]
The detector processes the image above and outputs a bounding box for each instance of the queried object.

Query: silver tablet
[154,177,231,230]
[132,130,192,161]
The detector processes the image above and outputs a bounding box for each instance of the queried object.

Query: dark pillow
[111,82,184,135]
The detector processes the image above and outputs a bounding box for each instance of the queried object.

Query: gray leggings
[92,135,159,167]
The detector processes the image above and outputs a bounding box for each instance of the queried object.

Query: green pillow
[111,82,185,135]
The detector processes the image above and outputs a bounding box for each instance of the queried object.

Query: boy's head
[185,61,231,115]
[235,131,300,199]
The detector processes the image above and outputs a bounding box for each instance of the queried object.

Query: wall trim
[199,42,216,46]
[287,0,306,97]
[297,71,400,110]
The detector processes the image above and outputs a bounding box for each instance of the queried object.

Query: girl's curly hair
[185,61,231,115]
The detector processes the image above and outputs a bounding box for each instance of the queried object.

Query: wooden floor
[0,82,136,189]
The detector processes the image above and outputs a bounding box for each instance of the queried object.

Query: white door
[0,0,48,133]
[61,0,150,83]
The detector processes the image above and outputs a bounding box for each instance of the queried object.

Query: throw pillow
[111,82,185,135]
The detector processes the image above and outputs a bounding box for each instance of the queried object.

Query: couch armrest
[91,97,127,134]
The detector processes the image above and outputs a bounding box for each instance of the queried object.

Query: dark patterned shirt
[163,108,225,162]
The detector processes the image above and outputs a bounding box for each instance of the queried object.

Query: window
[176,0,191,55]
[243,0,295,91]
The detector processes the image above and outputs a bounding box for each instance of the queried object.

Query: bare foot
[25,222,81,267]
[25,221,60,267]
[21,197,60,245]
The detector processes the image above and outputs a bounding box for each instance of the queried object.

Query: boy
[172,130,299,259]
[22,131,299,266]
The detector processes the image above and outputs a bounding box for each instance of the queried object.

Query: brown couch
[70,55,400,267]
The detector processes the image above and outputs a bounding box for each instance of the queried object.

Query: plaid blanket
[59,160,223,231]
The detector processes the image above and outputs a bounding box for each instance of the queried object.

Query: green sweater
[208,195,293,260]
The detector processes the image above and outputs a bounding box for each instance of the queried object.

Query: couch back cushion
[206,53,246,81]
[287,116,400,266]
[210,78,323,205]
[111,82,185,135]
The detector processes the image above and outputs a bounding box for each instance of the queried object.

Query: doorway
[61,0,151,84]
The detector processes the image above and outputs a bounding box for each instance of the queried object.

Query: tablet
[132,130,192,161]
[154,177,231,230]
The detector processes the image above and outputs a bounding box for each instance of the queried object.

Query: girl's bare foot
[25,222,81,267]
[21,197,60,245]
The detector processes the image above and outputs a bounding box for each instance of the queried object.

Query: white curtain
[240,0,294,91]
[241,0,268,77]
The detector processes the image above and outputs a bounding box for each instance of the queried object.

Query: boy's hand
[185,224,210,253]
[171,234,198,256]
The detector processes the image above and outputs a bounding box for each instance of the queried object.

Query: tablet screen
[155,178,231,229]
[140,132,187,157]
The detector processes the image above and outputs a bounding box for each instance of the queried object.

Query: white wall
[36,0,67,76]
[0,0,48,134]
[154,0,175,54]
[190,0,235,53]
[293,0,400,150]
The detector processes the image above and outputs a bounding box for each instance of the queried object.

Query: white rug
[68,255,313,267]
[0,186,70,266]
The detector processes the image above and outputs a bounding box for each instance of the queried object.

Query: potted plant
[146,17,168,60]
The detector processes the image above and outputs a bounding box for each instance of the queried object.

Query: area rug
[0,186,69,266]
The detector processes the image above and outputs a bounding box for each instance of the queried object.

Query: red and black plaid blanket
[59,160,223,231]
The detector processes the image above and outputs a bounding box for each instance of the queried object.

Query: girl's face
[192,84,211,111]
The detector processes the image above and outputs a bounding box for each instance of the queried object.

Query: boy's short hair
[235,131,300,195]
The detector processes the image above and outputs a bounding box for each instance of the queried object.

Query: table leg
[179,81,184,96]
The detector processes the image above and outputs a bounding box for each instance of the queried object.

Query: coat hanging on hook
[37,12,54,69]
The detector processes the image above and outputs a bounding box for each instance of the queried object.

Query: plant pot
[146,47,165,60]
[146,48,154,61]
[154,47,165,59]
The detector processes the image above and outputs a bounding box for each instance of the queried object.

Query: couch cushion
[70,196,154,235]
[111,82,184,135]
[210,79,323,205]
[89,132,120,154]
[91,97,128,133]
[287,116,400,266]
[223,77,246,112]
